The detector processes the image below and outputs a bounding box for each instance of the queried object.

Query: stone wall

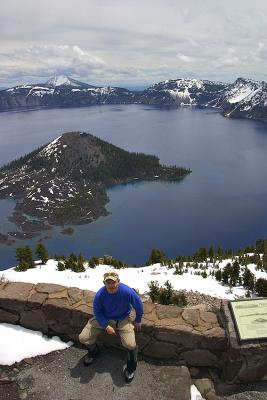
[1,281,267,382]
[0,282,226,367]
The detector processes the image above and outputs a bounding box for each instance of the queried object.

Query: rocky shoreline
[0,233,15,246]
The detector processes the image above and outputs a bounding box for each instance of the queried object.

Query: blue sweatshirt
[93,283,144,328]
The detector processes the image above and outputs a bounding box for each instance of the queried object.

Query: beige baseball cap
[103,271,119,282]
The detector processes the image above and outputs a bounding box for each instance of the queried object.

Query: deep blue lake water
[1,104,267,269]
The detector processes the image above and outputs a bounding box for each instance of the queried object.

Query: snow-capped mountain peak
[45,75,91,88]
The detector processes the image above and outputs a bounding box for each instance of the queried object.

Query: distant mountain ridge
[0,75,267,121]
[0,75,138,110]
[139,78,227,107]
[209,77,267,120]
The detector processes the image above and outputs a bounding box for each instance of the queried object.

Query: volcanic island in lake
[0,132,191,240]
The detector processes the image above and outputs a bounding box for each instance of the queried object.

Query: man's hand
[134,322,142,331]
[105,325,117,335]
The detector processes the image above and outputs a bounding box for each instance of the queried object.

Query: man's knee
[79,318,103,345]
[79,331,87,345]
[121,335,136,350]
[124,342,137,351]
[78,318,94,344]
[79,326,90,345]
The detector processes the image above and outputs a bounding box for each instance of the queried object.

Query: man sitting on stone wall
[79,270,144,383]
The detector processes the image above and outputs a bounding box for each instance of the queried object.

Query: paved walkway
[1,346,267,400]
[0,346,191,400]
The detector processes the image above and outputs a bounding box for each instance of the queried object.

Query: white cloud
[0,44,106,85]
[0,0,267,86]
[177,54,195,63]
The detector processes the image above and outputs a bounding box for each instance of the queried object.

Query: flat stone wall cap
[206,327,225,338]
[143,302,156,314]
[156,304,183,319]
[200,310,218,325]
[74,304,93,315]
[141,317,155,328]
[155,316,185,326]
[48,288,68,299]
[83,290,95,304]
[28,291,48,305]
[190,303,209,310]
[44,298,71,309]
[35,283,66,294]
[182,309,200,326]
[0,282,33,301]
[68,287,83,304]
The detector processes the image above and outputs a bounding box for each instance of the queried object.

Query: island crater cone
[0,131,191,232]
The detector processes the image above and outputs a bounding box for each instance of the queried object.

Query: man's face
[104,278,120,294]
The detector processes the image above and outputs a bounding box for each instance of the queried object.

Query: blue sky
[1,0,267,88]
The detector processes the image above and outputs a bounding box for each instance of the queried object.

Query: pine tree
[15,260,29,272]
[148,281,160,303]
[146,249,166,265]
[215,269,222,281]
[217,245,223,257]
[230,260,240,287]
[16,246,34,269]
[208,245,215,261]
[24,246,35,268]
[88,256,98,268]
[57,261,65,271]
[36,242,49,264]
[262,240,267,271]
[76,255,85,272]
[16,247,25,266]
[255,278,267,297]
[222,264,232,284]
[243,268,255,291]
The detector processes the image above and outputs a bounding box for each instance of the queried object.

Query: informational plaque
[229,298,267,341]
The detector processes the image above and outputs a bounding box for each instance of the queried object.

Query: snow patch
[228,87,254,104]
[41,196,49,203]
[0,323,72,366]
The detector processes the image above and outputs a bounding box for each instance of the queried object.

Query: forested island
[0,132,191,239]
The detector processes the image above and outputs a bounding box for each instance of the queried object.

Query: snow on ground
[1,258,260,299]
[0,323,72,366]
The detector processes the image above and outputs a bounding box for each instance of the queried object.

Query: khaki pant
[79,317,136,350]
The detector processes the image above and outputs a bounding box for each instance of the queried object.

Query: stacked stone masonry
[1,281,267,383]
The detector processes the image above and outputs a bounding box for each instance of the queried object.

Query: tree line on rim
[14,239,267,299]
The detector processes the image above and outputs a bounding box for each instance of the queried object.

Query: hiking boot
[83,344,100,366]
[123,347,138,383]
[123,364,135,383]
